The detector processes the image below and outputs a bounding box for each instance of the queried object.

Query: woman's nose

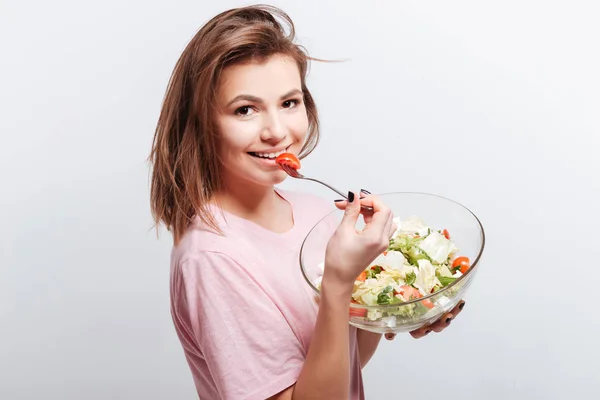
[260,112,287,143]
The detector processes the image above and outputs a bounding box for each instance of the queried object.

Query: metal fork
[279,164,374,212]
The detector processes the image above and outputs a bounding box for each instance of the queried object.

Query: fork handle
[302,177,374,212]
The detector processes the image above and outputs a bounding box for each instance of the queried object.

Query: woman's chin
[243,170,288,188]
[267,170,288,185]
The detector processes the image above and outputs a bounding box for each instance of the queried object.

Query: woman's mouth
[247,148,289,160]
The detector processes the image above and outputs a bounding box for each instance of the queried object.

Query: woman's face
[215,54,309,190]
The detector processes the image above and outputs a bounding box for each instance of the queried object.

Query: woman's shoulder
[170,213,237,266]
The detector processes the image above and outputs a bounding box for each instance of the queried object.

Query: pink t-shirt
[169,189,364,400]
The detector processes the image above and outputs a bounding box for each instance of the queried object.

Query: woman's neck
[214,181,294,233]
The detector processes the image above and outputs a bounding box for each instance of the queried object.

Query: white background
[1,0,599,399]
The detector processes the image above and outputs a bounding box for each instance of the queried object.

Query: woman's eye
[235,106,255,116]
[282,99,300,109]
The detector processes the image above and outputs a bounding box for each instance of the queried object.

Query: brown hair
[148,5,322,244]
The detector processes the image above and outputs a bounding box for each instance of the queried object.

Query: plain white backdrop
[1,0,599,398]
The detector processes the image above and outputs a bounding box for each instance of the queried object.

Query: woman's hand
[384,299,467,340]
[322,191,396,291]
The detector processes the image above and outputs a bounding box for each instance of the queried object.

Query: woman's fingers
[410,300,465,339]
[410,313,451,338]
[431,312,454,333]
[333,199,348,209]
[410,326,433,339]
[430,300,465,332]
[333,191,390,231]
[381,212,395,245]
[359,190,376,224]
[333,189,371,209]
[385,212,396,239]
[338,191,362,229]
[334,198,374,224]
[356,195,391,234]
[450,300,466,317]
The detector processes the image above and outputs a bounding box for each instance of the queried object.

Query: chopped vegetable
[452,256,470,274]
[421,298,434,309]
[438,276,458,287]
[349,300,367,317]
[356,270,367,282]
[275,152,301,170]
[316,216,471,318]
[404,271,416,286]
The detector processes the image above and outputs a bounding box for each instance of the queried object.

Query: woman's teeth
[250,149,287,159]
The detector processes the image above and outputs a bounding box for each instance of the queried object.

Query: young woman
[149,5,464,399]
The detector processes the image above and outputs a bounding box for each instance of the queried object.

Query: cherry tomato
[275,152,301,170]
[452,256,470,274]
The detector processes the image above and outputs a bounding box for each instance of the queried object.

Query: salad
[315,215,471,320]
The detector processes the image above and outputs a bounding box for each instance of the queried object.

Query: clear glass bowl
[299,192,485,333]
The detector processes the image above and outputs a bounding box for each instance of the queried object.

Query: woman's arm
[268,280,354,400]
[291,279,355,399]
[357,330,383,368]
[270,285,383,400]
[270,193,395,400]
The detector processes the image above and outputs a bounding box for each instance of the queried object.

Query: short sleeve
[175,251,305,400]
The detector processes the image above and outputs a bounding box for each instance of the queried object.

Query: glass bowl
[299,192,485,334]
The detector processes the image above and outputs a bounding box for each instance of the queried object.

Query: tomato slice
[421,299,434,309]
[356,271,367,282]
[275,152,301,170]
[399,285,421,301]
[349,300,367,317]
[452,256,470,274]
[396,285,433,308]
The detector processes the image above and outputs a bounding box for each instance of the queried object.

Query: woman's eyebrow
[279,89,302,99]
[226,94,261,106]
[226,89,302,107]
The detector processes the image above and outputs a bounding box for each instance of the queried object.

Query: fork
[279,164,374,212]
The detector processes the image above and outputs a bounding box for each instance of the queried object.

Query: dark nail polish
[361,189,371,194]
[459,302,465,310]
[348,191,355,203]
[446,317,453,324]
